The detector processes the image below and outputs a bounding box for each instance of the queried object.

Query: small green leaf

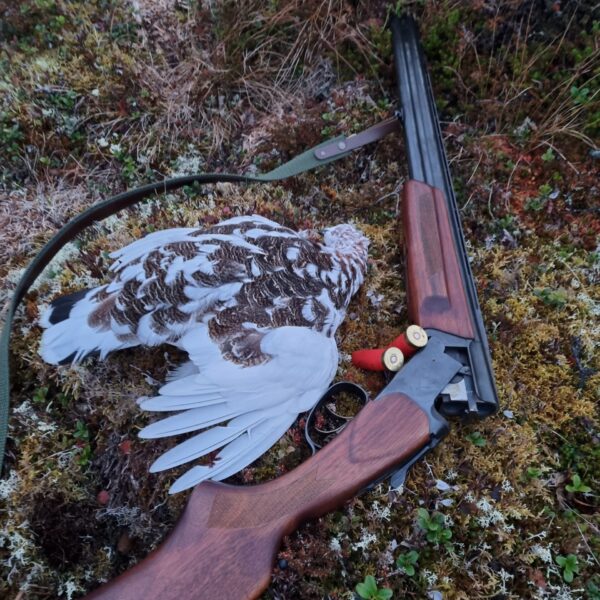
[564,569,574,583]
[586,576,600,599]
[356,575,378,599]
[533,288,568,308]
[416,508,430,529]
[541,148,555,161]
[466,431,486,447]
[32,386,49,404]
[566,474,592,493]
[556,554,580,583]
[396,550,419,577]
[376,589,393,600]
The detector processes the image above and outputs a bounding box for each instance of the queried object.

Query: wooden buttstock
[84,393,431,600]
[403,180,474,339]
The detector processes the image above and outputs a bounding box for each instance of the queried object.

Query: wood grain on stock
[85,393,430,600]
[403,180,475,339]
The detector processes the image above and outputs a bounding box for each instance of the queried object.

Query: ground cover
[0,1,598,598]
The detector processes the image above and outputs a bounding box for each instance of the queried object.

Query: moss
[2,1,600,598]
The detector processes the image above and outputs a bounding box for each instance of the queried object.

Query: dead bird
[39,215,369,493]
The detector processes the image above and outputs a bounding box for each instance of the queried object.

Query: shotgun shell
[382,347,405,372]
[350,325,427,372]
[406,324,428,347]
[351,348,387,371]
[388,325,428,360]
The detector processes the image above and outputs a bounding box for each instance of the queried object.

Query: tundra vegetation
[0,1,598,598]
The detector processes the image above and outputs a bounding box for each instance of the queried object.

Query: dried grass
[133,0,383,156]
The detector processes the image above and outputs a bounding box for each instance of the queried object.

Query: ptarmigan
[39,215,369,493]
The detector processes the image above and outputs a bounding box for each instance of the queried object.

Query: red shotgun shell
[387,325,427,359]
[351,347,389,371]
[382,347,405,372]
[351,346,405,372]
[351,325,428,372]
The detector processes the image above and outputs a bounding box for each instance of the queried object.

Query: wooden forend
[403,180,475,339]
[84,393,430,600]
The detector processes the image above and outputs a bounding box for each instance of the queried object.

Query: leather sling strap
[0,116,401,473]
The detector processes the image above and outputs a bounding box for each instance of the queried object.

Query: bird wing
[138,325,339,493]
[83,214,355,492]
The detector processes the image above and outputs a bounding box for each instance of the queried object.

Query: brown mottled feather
[87,217,368,366]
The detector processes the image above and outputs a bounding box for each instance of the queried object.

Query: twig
[505,156,523,192]
[535,140,580,175]
[487,183,495,219]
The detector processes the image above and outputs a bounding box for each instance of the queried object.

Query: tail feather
[149,412,267,472]
[168,412,295,494]
[138,403,245,438]
[40,288,90,327]
[39,287,138,365]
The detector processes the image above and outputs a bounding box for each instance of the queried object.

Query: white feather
[149,411,267,472]
[168,412,295,494]
[165,361,199,382]
[217,215,284,227]
[139,403,245,438]
[244,228,296,240]
[39,289,137,364]
[286,246,300,261]
[138,392,225,412]
[139,326,338,492]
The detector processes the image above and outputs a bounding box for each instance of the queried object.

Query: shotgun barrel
[391,14,498,418]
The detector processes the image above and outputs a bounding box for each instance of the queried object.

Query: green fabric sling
[0,116,401,473]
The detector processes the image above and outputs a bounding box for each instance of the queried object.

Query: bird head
[322,223,369,273]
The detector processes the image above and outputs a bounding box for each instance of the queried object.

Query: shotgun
[83,15,498,599]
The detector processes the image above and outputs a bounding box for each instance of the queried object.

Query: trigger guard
[304,381,369,455]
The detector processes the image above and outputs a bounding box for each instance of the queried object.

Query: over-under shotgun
[84,15,498,599]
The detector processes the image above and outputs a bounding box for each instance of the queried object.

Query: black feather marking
[48,289,90,325]
[58,348,100,365]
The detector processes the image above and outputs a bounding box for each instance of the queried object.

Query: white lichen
[59,579,81,600]
[329,537,342,554]
[0,470,19,500]
[421,569,439,586]
[369,501,391,522]
[530,543,553,564]
[351,529,378,553]
[12,401,57,434]
[170,144,206,176]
